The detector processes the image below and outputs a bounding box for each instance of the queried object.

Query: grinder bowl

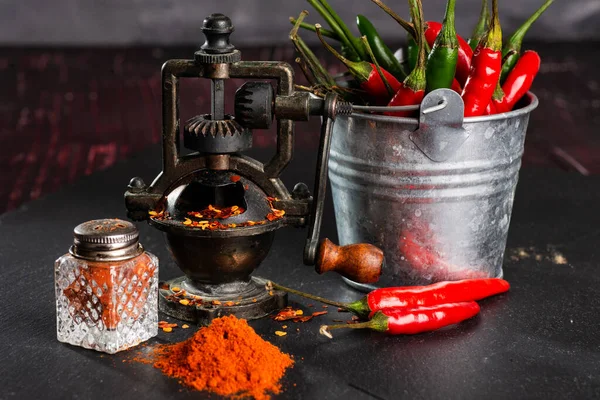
[148,169,283,284]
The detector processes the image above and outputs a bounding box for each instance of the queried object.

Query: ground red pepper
[143,315,293,400]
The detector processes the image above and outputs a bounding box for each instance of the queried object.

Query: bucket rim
[343,92,539,125]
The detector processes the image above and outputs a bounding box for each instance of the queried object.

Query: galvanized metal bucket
[328,88,539,291]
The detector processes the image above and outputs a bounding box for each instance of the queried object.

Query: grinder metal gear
[124,13,384,325]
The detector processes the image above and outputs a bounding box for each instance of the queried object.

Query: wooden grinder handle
[315,238,384,284]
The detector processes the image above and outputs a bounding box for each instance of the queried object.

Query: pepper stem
[404,0,427,92]
[316,0,367,60]
[267,282,350,309]
[370,0,416,39]
[483,0,502,51]
[468,0,489,50]
[361,35,395,97]
[290,17,338,40]
[307,0,360,61]
[315,24,370,82]
[503,0,553,56]
[290,12,336,88]
[319,311,389,339]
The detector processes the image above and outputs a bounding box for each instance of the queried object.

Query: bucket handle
[410,88,470,162]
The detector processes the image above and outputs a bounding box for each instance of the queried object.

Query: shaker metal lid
[70,219,143,261]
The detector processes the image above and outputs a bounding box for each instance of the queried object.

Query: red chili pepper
[492,50,540,113]
[384,0,426,117]
[269,278,509,319]
[365,278,509,316]
[315,24,401,103]
[320,302,480,338]
[425,21,473,86]
[461,0,502,117]
[451,78,462,94]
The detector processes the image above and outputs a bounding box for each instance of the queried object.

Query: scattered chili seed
[172,287,181,292]
[252,298,257,303]
[282,325,288,329]
[162,327,173,333]
[269,291,274,296]
[224,301,235,307]
[212,300,222,305]
[183,218,192,226]
[275,331,287,337]
[322,305,328,308]
[148,211,159,216]
[179,299,190,306]
[296,310,304,316]
[182,324,190,329]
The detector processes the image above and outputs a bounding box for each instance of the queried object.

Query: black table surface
[1,145,599,400]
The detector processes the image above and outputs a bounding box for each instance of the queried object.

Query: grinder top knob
[195,13,241,64]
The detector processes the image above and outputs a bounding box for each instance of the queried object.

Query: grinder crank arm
[302,93,384,284]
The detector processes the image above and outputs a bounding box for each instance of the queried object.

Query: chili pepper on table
[461,0,502,117]
[468,0,489,51]
[493,50,541,113]
[425,0,458,92]
[269,278,510,319]
[357,14,407,80]
[319,302,480,338]
[384,0,427,117]
[500,0,553,84]
[307,0,366,62]
[315,24,401,103]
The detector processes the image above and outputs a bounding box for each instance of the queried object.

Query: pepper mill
[124,14,384,324]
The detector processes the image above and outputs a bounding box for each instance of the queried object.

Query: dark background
[0,0,599,214]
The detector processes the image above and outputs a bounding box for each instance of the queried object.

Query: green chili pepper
[425,0,458,92]
[468,0,489,51]
[500,0,553,84]
[356,15,407,81]
[407,35,418,72]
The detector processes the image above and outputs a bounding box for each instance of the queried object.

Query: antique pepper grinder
[125,14,384,324]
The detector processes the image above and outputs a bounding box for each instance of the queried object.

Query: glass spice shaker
[55,219,158,354]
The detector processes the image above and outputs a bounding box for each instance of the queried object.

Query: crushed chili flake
[172,287,181,292]
[182,324,190,329]
[282,325,287,329]
[274,331,287,337]
[162,327,173,333]
[187,204,244,220]
[224,301,235,307]
[322,305,328,308]
[252,298,257,303]
[179,299,190,306]
[311,311,328,317]
[230,175,241,182]
[212,300,222,305]
[159,283,170,290]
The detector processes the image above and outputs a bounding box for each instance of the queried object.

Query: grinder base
[159,276,287,325]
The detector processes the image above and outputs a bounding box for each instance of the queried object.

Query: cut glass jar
[55,219,158,354]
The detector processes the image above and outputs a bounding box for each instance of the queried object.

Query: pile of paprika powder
[143,315,294,400]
